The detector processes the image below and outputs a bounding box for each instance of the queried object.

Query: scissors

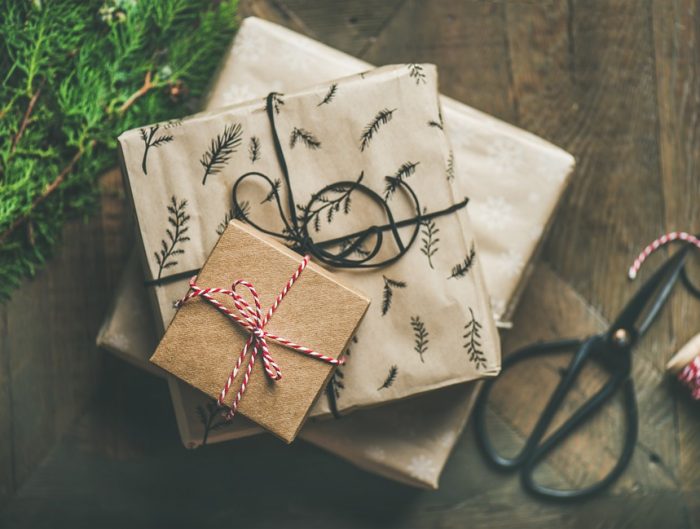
[473,243,697,500]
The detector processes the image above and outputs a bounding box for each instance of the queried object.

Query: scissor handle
[473,338,585,469]
[521,374,637,500]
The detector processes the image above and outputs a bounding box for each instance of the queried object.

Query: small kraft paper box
[151,220,370,442]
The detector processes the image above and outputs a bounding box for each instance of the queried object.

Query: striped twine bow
[174,255,343,420]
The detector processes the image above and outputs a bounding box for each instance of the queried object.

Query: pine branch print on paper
[446,150,455,181]
[266,92,285,114]
[464,307,487,370]
[360,108,396,151]
[139,125,173,174]
[199,123,243,185]
[378,365,398,390]
[154,196,190,280]
[381,275,407,316]
[420,210,440,270]
[216,200,250,235]
[329,336,357,400]
[428,109,444,130]
[248,136,261,163]
[448,243,476,279]
[297,172,363,232]
[411,316,429,363]
[195,400,228,447]
[408,64,427,85]
[261,179,281,204]
[384,161,420,200]
[289,127,321,150]
[317,83,338,106]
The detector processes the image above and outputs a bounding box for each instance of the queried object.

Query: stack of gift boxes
[98,17,575,488]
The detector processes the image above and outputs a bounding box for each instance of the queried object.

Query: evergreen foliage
[0,0,239,299]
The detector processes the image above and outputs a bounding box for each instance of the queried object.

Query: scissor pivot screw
[612,329,631,347]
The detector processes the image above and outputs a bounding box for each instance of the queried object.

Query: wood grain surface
[1,1,699,527]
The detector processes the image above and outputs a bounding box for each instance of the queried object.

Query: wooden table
[1,1,699,527]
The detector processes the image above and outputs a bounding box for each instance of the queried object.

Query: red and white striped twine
[679,357,700,400]
[174,255,343,420]
[627,231,700,280]
[628,231,700,399]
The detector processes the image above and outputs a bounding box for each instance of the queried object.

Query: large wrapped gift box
[99,17,574,488]
[118,62,500,421]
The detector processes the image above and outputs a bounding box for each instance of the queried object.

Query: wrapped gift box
[99,17,574,488]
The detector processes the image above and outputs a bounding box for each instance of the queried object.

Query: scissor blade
[610,245,690,340]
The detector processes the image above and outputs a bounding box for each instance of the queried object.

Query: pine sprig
[411,315,429,363]
[317,83,338,106]
[289,127,321,149]
[446,150,455,181]
[195,399,228,447]
[360,108,396,151]
[216,200,250,235]
[298,172,363,232]
[381,275,407,316]
[266,92,284,114]
[464,307,487,370]
[384,161,420,200]
[378,365,398,390]
[448,243,476,279]
[420,210,439,269]
[200,123,243,184]
[261,179,281,204]
[140,124,173,174]
[248,135,261,163]
[329,335,356,399]
[408,64,427,85]
[0,0,239,300]
[154,196,190,280]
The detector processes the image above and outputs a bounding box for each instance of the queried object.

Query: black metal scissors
[474,244,697,500]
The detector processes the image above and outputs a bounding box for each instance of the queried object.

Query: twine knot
[174,255,342,420]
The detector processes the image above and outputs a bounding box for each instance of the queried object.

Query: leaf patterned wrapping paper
[118,63,501,419]
[99,17,574,488]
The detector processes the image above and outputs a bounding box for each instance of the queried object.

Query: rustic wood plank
[651,0,700,507]
[361,0,516,123]
[504,0,680,492]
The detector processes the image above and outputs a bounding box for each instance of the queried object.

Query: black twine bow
[230,92,468,270]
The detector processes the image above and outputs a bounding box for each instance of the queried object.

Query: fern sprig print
[249,136,261,163]
[290,127,321,150]
[420,210,440,269]
[360,108,396,151]
[411,316,429,363]
[298,172,364,232]
[317,83,338,106]
[140,125,173,175]
[448,243,476,279]
[464,307,487,370]
[378,365,398,390]
[446,151,455,181]
[154,196,190,280]
[216,200,250,235]
[408,64,427,84]
[384,161,420,200]
[196,400,228,447]
[381,275,407,316]
[199,123,243,185]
